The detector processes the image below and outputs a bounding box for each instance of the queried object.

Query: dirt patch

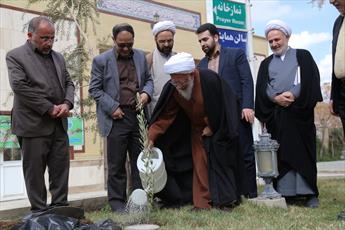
[0,219,21,230]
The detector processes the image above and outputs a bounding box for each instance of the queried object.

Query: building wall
[85,0,206,59]
[253,35,268,57]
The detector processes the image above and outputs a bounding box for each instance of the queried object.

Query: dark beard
[156,43,173,56]
[205,45,215,57]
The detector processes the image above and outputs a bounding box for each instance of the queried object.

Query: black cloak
[331,15,344,114]
[255,49,323,195]
[149,68,243,206]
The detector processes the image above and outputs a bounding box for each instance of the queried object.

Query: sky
[250,0,340,84]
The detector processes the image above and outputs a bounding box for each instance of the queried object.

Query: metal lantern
[150,12,160,29]
[253,127,281,199]
[153,12,160,23]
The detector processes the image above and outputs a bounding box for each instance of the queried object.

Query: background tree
[311,0,326,8]
[315,102,344,160]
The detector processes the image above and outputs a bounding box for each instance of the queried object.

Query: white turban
[152,20,176,37]
[164,52,195,74]
[265,19,292,37]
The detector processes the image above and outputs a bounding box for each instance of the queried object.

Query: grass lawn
[86,178,345,230]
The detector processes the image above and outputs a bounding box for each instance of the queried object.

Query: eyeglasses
[116,42,134,49]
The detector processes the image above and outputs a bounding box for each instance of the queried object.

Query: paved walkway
[0,161,344,220]
[317,160,345,178]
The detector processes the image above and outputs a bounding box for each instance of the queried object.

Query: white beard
[272,43,289,56]
[176,79,194,101]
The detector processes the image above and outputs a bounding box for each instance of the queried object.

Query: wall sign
[218,27,247,51]
[97,0,201,31]
[213,0,246,30]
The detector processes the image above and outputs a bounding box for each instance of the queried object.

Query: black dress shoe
[44,206,85,219]
[305,196,319,208]
[22,206,84,221]
[110,200,127,213]
[160,203,181,209]
[217,206,234,212]
[112,205,128,214]
[337,211,345,220]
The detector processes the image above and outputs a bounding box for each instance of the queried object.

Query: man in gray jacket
[6,16,75,213]
[89,23,153,213]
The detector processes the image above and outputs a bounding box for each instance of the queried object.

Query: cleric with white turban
[152,20,176,37]
[148,49,243,211]
[256,18,322,209]
[265,19,292,37]
[164,52,195,74]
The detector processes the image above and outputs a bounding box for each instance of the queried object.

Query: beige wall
[85,0,206,60]
[253,35,268,57]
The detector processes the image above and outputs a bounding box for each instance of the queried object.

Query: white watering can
[137,147,167,193]
[128,188,148,206]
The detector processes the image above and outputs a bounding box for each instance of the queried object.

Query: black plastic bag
[12,214,121,230]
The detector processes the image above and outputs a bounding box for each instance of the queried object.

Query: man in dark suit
[89,23,153,213]
[196,23,256,198]
[6,16,75,213]
[329,0,345,220]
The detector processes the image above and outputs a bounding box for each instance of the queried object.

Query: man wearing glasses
[6,16,75,213]
[89,23,153,213]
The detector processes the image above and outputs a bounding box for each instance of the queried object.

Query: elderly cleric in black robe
[148,52,243,210]
[255,20,323,208]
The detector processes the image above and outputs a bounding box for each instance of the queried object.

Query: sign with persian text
[218,28,247,51]
[213,0,246,30]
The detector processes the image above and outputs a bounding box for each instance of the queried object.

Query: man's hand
[49,105,60,118]
[202,126,213,137]
[56,104,70,118]
[242,108,255,124]
[147,140,154,149]
[112,107,125,120]
[139,92,149,107]
[274,91,295,107]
